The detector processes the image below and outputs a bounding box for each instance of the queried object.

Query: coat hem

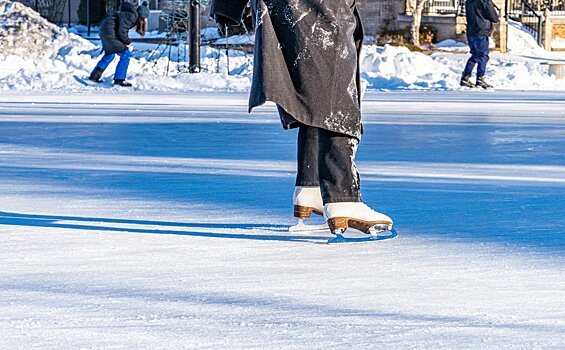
[249,96,360,140]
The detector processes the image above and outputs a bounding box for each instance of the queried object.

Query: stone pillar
[543,9,553,51]
[493,0,507,52]
[498,19,508,53]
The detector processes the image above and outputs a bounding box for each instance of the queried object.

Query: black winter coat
[211,0,364,139]
[99,2,140,55]
[465,0,499,37]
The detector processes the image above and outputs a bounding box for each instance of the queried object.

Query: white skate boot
[288,186,327,232]
[324,202,395,242]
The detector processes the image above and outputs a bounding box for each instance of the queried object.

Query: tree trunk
[410,0,426,46]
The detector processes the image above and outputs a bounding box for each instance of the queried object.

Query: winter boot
[475,76,493,90]
[324,202,393,236]
[460,75,474,88]
[114,79,133,87]
[293,186,323,219]
[88,67,104,83]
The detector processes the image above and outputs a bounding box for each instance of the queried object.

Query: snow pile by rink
[1,0,565,93]
[506,20,546,56]
[362,38,565,91]
[434,39,470,53]
[361,45,458,90]
[0,0,96,90]
[488,20,565,90]
[0,0,252,92]
[0,0,92,58]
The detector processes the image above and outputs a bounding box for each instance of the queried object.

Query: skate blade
[327,228,398,244]
[288,221,329,233]
[459,86,495,92]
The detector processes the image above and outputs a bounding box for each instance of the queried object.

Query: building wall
[60,0,80,24]
[13,0,79,23]
[356,0,406,36]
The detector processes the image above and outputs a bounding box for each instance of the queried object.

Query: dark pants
[92,50,131,80]
[463,35,490,78]
[295,124,362,204]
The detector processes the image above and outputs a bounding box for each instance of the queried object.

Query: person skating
[88,1,150,87]
[461,0,499,89]
[210,0,394,239]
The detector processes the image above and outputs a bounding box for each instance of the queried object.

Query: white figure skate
[288,186,328,232]
[324,202,397,243]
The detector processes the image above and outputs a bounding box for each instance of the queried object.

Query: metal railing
[545,0,565,15]
[507,0,544,45]
[423,0,465,16]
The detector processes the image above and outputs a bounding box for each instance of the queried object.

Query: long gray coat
[211,0,364,139]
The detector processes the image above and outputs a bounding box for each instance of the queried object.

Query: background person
[88,1,150,87]
[460,0,499,89]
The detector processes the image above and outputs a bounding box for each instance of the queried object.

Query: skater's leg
[475,35,490,78]
[114,50,132,81]
[93,53,115,72]
[90,53,115,82]
[317,128,361,204]
[462,36,479,78]
[473,36,494,89]
[318,128,393,235]
[292,123,324,221]
[296,124,319,187]
[276,105,324,224]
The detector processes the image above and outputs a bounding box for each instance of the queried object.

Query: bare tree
[408,0,426,46]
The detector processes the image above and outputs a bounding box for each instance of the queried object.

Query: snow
[0,0,93,59]
[361,45,455,90]
[434,39,470,53]
[2,0,565,93]
[0,90,564,348]
[0,0,252,92]
[1,1,565,347]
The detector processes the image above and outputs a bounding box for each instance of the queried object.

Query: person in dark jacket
[211,0,394,238]
[88,1,150,87]
[461,0,499,89]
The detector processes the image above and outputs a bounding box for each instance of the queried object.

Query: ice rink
[0,91,564,349]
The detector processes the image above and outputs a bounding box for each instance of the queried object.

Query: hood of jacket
[118,2,139,29]
[120,2,137,13]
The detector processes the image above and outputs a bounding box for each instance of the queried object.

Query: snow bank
[506,20,546,56]
[0,0,92,58]
[0,1,251,93]
[361,45,458,90]
[434,39,469,53]
[2,0,565,93]
[0,0,251,92]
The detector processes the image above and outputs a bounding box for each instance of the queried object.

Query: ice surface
[0,91,564,349]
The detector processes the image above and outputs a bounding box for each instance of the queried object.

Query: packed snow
[1,91,564,349]
[0,0,92,59]
[2,0,565,92]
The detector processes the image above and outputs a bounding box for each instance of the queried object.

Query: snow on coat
[99,2,140,55]
[211,0,364,139]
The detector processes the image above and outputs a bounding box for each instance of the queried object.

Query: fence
[507,0,544,45]
[423,0,465,15]
[546,0,565,15]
